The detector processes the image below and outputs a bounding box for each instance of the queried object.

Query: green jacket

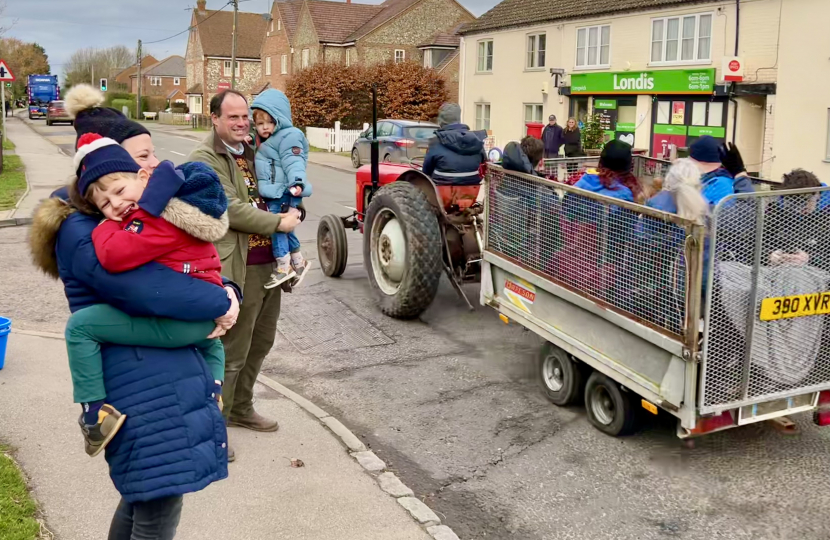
[188,129,282,290]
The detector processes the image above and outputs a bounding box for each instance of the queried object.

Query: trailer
[481,157,830,438]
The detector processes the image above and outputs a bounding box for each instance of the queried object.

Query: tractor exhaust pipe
[370,84,379,201]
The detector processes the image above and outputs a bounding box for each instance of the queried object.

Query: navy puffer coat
[30,182,231,503]
[422,123,487,185]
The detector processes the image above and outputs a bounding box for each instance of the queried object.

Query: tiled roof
[115,56,158,81]
[196,9,267,58]
[305,0,384,43]
[252,81,271,95]
[186,83,203,94]
[167,89,185,99]
[144,56,186,77]
[461,0,719,34]
[419,31,461,48]
[347,0,421,42]
[275,0,303,44]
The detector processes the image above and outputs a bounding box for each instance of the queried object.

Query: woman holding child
[29,85,238,539]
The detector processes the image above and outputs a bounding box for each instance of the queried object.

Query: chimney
[346,0,351,3]
[196,0,207,13]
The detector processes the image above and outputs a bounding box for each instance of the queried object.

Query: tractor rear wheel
[364,182,442,319]
[318,214,348,277]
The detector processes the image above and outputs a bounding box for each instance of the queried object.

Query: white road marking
[169,150,186,156]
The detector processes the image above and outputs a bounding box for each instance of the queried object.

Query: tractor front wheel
[318,214,348,277]
[364,182,442,319]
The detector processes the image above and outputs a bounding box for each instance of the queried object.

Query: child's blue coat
[250,89,312,200]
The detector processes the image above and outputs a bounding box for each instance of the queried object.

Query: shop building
[459,0,828,181]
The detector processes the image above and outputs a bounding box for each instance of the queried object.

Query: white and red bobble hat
[74,133,141,194]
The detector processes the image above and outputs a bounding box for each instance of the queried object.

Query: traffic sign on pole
[0,60,15,81]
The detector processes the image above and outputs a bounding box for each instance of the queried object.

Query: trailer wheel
[537,343,583,406]
[364,182,442,319]
[584,372,639,436]
[318,214,348,277]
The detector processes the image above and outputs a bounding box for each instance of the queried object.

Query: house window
[278,19,281,31]
[270,20,273,33]
[526,33,546,69]
[301,49,310,68]
[266,56,272,76]
[650,13,712,64]
[395,49,405,63]
[346,49,351,67]
[173,77,180,86]
[281,55,288,74]
[524,104,543,124]
[475,103,491,131]
[576,25,610,68]
[423,49,432,68]
[477,39,493,72]
[223,60,240,77]
[149,76,162,86]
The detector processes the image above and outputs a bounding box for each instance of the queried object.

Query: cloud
[1,0,500,83]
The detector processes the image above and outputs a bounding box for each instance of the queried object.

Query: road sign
[0,60,15,81]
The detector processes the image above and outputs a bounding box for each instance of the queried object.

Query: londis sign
[570,68,715,95]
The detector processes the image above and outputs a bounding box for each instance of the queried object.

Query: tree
[287,61,448,129]
[63,46,134,90]
[0,38,50,100]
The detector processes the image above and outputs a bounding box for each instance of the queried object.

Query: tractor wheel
[364,182,442,319]
[584,371,639,437]
[317,214,348,277]
[537,342,583,406]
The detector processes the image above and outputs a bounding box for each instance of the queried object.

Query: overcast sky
[3,0,499,83]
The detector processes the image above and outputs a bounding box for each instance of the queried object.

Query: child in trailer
[250,89,313,289]
[65,133,234,456]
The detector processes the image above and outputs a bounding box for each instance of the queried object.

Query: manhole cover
[278,293,395,353]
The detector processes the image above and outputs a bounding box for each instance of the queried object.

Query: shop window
[524,104,543,124]
[570,96,589,126]
[650,13,712,64]
[526,33,546,69]
[476,103,491,131]
[576,25,610,68]
[692,102,707,126]
[618,104,636,126]
[656,102,671,124]
[477,40,493,72]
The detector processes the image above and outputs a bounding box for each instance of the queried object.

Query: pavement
[5,116,830,540]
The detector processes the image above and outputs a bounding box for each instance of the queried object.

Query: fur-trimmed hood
[29,192,75,279]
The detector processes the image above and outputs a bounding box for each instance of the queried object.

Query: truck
[27,75,60,120]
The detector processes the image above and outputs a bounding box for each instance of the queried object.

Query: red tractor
[317,91,484,319]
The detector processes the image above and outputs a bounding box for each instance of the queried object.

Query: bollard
[0,316,11,370]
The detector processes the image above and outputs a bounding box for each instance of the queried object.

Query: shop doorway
[650,97,727,158]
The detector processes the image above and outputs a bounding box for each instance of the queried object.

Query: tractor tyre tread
[364,182,442,319]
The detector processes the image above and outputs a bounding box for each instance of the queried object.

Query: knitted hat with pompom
[74,133,141,195]
[65,84,150,147]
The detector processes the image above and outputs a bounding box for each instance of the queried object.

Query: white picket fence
[306,121,368,153]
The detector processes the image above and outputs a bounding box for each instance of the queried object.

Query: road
[8,118,830,540]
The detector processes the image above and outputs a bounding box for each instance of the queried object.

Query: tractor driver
[422,103,488,186]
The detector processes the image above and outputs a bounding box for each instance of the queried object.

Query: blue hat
[73,133,141,195]
[689,135,721,163]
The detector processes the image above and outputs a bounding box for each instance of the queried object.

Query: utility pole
[91,64,94,86]
[136,40,143,119]
[230,0,238,89]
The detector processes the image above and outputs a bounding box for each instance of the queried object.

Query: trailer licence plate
[759,292,830,321]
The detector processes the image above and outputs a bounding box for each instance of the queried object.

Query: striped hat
[74,133,141,195]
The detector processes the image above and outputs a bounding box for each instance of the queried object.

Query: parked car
[46,100,73,126]
[351,119,438,168]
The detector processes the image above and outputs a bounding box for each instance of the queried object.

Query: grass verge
[0,445,43,540]
[310,146,351,158]
[0,154,26,211]
[3,138,15,151]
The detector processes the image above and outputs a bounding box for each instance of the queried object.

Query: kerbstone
[427,525,460,540]
[377,472,414,497]
[352,450,386,472]
[398,497,440,526]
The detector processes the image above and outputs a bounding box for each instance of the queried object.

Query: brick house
[185,0,267,114]
[130,55,186,102]
[258,0,473,96]
[113,55,158,93]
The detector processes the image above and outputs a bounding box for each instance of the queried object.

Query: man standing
[189,89,301,462]
[541,115,564,159]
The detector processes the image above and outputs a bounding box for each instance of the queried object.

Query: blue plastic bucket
[0,317,11,370]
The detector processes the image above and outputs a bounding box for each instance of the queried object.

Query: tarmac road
[6,118,830,540]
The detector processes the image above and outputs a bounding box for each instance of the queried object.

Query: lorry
[27,75,60,120]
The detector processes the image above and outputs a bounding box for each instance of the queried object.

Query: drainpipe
[730,0,740,143]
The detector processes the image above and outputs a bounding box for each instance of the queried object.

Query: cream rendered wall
[770,0,830,182]
[460,0,781,152]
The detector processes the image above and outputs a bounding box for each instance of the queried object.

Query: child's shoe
[290,254,312,288]
[78,404,127,457]
[264,257,296,289]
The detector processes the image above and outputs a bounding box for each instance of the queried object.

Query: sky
[3,0,500,83]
